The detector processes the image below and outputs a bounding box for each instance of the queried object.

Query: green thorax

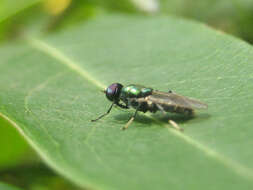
[120,84,153,102]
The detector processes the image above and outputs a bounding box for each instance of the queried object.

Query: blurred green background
[0,0,253,189]
[1,0,253,43]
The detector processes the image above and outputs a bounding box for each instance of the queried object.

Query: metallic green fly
[91,83,207,131]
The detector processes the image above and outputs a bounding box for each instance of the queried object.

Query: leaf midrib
[27,37,105,89]
[26,36,253,181]
[1,35,253,188]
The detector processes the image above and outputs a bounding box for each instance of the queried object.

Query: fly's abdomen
[162,104,194,116]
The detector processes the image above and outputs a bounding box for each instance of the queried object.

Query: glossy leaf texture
[0,15,253,190]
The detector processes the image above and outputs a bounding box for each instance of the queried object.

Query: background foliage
[0,0,253,189]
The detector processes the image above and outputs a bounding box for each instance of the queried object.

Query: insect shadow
[114,113,155,126]
[113,112,210,129]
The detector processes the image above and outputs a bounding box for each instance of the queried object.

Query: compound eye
[105,83,123,101]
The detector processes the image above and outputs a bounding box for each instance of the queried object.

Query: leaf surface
[1,15,253,189]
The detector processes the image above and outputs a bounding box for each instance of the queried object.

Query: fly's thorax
[120,84,153,103]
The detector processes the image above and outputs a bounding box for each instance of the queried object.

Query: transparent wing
[148,91,208,109]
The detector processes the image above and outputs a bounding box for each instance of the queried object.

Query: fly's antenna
[101,89,106,93]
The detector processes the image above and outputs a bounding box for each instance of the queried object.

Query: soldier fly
[91,83,207,131]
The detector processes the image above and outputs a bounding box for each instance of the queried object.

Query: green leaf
[0,163,82,190]
[0,116,31,170]
[0,0,42,42]
[1,15,253,189]
[0,0,41,23]
[160,0,253,43]
[0,182,22,190]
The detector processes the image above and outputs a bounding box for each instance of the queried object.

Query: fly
[91,83,207,131]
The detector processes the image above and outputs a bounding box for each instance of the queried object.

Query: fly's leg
[168,120,183,132]
[155,104,183,132]
[91,103,114,122]
[121,107,139,130]
[116,102,129,109]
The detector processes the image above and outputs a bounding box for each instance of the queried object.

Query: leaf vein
[26,37,106,90]
[25,36,253,182]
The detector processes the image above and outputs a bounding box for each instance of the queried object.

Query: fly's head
[104,83,123,103]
